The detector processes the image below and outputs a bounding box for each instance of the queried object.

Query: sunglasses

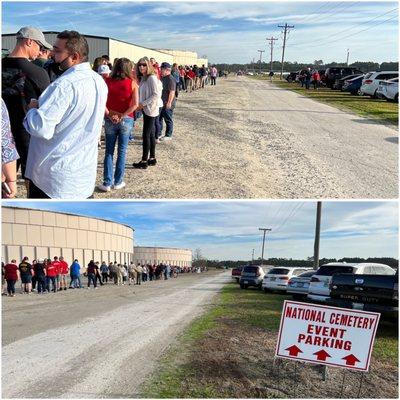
[138,63,147,67]
[33,40,46,52]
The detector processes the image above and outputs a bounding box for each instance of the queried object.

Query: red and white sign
[275,300,380,371]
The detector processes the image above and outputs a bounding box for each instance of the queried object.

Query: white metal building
[2,32,207,66]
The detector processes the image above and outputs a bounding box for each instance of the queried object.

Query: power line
[273,203,305,234]
[257,49,265,72]
[295,2,335,25]
[287,7,398,49]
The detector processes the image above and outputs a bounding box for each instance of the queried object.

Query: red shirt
[179,68,186,77]
[59,261,69,274]
[105,78,137,118]
[4,263,18,280]
[187,70,196,79]
[46,263,58,277]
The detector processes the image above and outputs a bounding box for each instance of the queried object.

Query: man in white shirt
[23,30,108,198]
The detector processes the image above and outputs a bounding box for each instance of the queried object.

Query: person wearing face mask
[23,30,108,199]
[2,27,51,182]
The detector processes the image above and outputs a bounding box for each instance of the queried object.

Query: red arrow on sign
[342,354,360,366]
[313,349,331,361]
[285,345,303,357]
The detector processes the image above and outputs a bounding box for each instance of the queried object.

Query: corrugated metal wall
[2,33,109,63]
[109,39,173,65]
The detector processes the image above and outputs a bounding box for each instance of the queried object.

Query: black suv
[325,67,363,89]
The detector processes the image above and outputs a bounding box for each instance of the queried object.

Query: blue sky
[2,1,398,63]
[2,201,398,260]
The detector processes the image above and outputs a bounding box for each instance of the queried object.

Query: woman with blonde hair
[133,57,160,169]
[98,57,139,191]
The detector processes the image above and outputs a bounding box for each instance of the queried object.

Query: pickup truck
[231,266,244,283]
[328,272,398,319]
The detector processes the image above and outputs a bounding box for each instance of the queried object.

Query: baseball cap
[160,62,171,69]
[98,64,111,74]
[16,26,53,50]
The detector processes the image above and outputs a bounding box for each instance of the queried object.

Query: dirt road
[2,270,229,398]
[93,76,397,199]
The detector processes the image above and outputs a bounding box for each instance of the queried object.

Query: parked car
[360,71,399,98]
[307,262,395,303]
[324,67,363,89]
[286,71,298,83]
[231,266,244,283]
[262,267,312,292]
[335,73,363,90]
[342,74,365,95]
[239,265,265,289]
[287,270,316,299]
[377,77,399,102]
[328,271,398,320]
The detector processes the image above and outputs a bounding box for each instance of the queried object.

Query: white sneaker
[161,136,172,141]
[97,184,111,192]
[155,138,161,144]
[113,182,126,190]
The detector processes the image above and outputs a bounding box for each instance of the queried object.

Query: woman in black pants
[133,57,161,169]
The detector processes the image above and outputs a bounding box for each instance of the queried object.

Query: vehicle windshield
[268,268,290,275]
[315,265,356,276]
[242,266,259,273]
[297,270,316,278]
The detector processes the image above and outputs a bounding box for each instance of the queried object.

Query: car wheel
[263,288,270,293]
[395,94,399,103]
[240,284,244,289]
[371,89,378,99]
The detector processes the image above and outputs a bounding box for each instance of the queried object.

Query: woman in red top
[98,58,139,192]
[4,260,19,296]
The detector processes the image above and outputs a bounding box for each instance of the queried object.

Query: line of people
[2,26,219,199]
[1,256,200,296]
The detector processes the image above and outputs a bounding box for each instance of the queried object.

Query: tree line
[195,257,398,270]
[215,60,398,74]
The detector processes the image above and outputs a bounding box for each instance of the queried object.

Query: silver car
[287,270,315,299]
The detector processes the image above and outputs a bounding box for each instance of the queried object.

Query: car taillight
[288,279,293,285]
[364,79,373,84]
[310,277,320,282]
[279,276,289,280]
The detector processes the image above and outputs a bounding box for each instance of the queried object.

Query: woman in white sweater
[133,57,161,169]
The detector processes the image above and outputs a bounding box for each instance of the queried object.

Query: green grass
[252,76,398,125]
[140,283,398,397]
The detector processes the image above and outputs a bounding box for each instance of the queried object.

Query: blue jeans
[159,107,174,137]
[103,117,134,186]
[154,107,163,139]
[46,276,56,292]
[87,273,96,288]
[70,274,81,288]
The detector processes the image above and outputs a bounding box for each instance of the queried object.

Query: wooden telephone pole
[278,23,294,79]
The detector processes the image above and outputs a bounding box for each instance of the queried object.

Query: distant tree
[193,248,207,268]
[349,61,379,72]
[380,62,398,71]
[314,60,324,66]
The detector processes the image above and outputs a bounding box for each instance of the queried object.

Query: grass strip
[251,76,398,125]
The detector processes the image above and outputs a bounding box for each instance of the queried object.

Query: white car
[307,262,396,303]
[360,71,398,98]
[262,267,312,292]
[377,77,398,102]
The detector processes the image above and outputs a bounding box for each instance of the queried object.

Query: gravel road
[2,270,230,398]
[93,76,398,199]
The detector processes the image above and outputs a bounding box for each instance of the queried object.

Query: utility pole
[252,57,255,73]
[252,248,255,263]
[258,228,272,266]
[278,23,294,79]
[266,37,278,72]
[346,48,350,66]
[257,49,265,74]
[313,201,322,270]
